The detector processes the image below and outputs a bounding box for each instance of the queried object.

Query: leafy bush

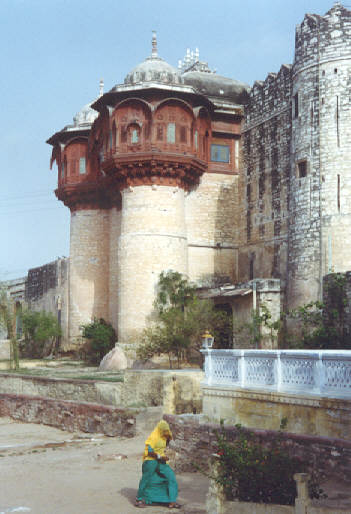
[22,310,61,358]
[211,423,325,505]
[81,318,116,365]
[137,271,232,368]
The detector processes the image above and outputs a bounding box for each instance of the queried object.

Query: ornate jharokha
[47,33,245,349]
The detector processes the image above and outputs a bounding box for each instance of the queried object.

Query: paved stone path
[0,418,208,514]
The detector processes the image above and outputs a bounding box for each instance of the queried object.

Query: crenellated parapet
[244,64,292,131]
[294,3,351,73]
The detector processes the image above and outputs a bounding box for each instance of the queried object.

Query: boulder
[99,344,128,371]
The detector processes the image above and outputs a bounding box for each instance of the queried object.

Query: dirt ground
[0,418,208,514]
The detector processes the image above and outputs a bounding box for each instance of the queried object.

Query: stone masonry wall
[164,414,351,485]
[69,209,111,347]
[0,393,136,437]
[288,4,351,308]
[118,185,188,343]
[186,172,238,285]
[241,65,291,292]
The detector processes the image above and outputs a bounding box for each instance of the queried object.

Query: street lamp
[201,330,214,349]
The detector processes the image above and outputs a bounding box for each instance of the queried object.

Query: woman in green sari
[135,420,181,509]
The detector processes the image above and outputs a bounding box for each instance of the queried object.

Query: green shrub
[22,310,61,358]
[211,423,325,505]
[81,318,116,365]
[137,271,232,368]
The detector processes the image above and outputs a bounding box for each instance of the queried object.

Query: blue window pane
[211,144,230,163]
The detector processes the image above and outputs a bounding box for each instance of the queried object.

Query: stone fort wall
[240,65,291,297]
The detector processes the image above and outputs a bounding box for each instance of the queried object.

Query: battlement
[294,3,351,73]
[244,64,291,130]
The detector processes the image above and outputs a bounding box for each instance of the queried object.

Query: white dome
[73,102,98,126]
[124,56,181,85]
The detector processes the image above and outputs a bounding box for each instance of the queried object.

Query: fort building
[43,3,351,351]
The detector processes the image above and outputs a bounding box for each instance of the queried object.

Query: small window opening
[131,128,139,144]
[293,93,299,118]
[61,161,65,179]
[194,130,198,150]
[297,160,308,178]
[167,123,176,143]
[79,157,86,174]
[109,130,113,150]
[211,144,230,163]
[334,68,338,74]
[180,126,187,143]
[121,127,127,143]
[249,254,255,280]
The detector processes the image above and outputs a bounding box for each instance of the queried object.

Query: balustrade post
[276,351,282,392]
[317,351,324,395]
[208,350,213,386]
[239,350,245,388]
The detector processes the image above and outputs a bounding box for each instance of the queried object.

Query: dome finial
[152,30,158,58]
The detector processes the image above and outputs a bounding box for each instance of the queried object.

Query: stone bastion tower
[240,3,351,314]
[288,3,351,307]
[47,35,249,349]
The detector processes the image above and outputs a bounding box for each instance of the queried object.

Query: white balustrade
[201,349,351,399]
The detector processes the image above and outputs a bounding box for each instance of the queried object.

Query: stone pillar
[68,209,110,346]
[117,185,188,343]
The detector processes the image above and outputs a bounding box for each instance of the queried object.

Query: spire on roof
[99,78,104,97]
[151,30,158,58]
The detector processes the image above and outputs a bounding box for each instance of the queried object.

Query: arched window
[128,123,140,144]
[131,128,139,143]
[167,123,176,143]
[79,157,86,174]
[194,130,198,150]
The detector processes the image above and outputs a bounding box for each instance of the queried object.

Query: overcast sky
[0,0,338,280]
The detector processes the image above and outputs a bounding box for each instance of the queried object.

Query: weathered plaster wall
[201,385,351,440]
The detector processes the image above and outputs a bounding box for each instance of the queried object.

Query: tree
[137,271,232,368]
[0,288,19,369]
[81,318,116,365]
[22,310,62,358]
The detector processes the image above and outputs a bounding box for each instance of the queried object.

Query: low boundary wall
[0,369,204,413]
[0,393,136,437]
[164,414,351,485]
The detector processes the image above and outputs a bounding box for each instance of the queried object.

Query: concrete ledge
[0,393,136,437]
